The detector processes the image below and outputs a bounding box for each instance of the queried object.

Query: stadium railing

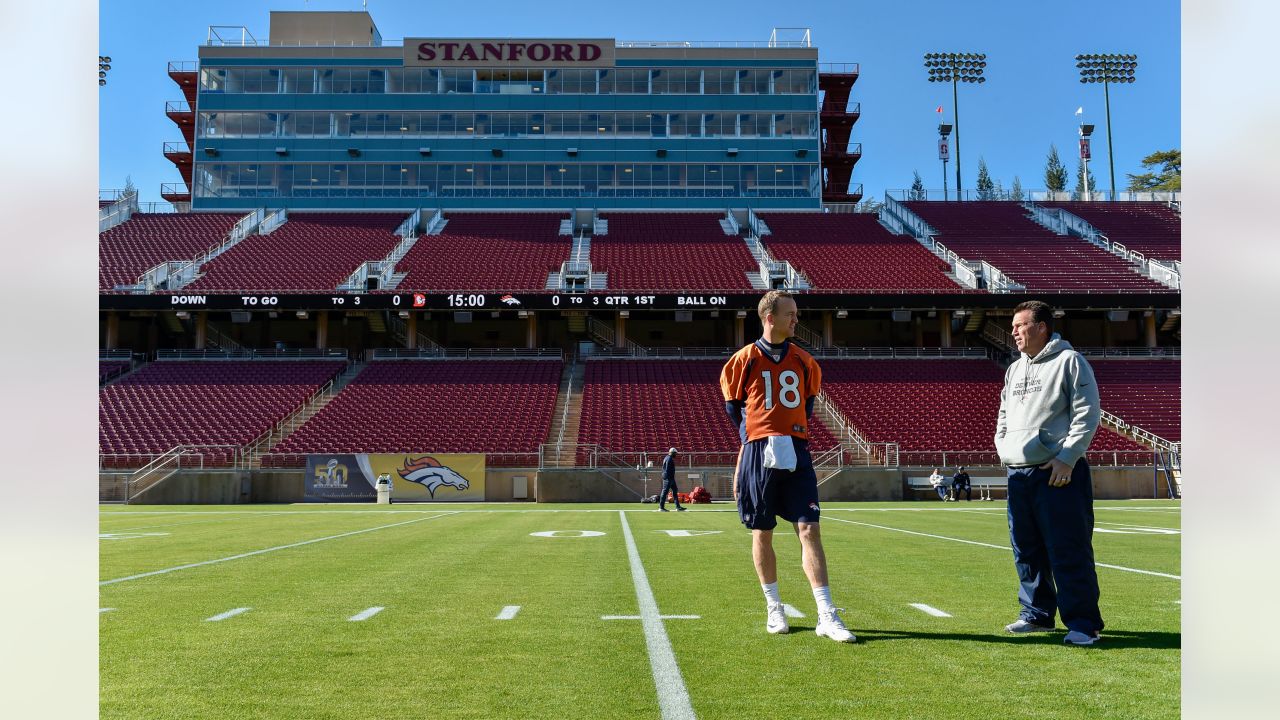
[896,450,1158,468]
[369,348,563,360]
[154,348,349,361]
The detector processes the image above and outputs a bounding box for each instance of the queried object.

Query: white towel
[762,435,797,471]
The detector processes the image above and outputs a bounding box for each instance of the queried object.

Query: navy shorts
[735,436,819,531]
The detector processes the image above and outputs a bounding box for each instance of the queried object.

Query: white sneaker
[815,608,857,643]
[765,602,789,634]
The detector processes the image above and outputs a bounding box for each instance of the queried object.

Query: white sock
[813,586,835,615]
[762,582,781,606]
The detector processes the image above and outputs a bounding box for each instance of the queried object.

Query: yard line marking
[782,603,806,618]
[99,608,115,614]
[100,513,457,586]
[205,607,250,622]
[909,603,952,618]
[495,606,522,620]
[823,516,1180,580]
[602,615,701,621]
[618,510,696,720]
[349,607,385,622]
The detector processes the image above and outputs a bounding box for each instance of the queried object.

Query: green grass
[100,501,1181,719]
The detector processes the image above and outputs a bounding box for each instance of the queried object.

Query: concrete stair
[543,360,585,467]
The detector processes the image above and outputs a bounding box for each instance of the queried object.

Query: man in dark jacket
[659,448,687,512]
[950,466,972,502]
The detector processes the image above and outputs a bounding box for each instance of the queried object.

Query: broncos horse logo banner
[398,456,471,497]
[352,453,487,501]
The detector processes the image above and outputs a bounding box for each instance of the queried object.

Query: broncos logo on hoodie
[397,456,470,497]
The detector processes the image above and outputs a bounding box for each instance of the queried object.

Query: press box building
[161,10,861,211]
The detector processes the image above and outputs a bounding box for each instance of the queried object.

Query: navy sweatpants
[1006,459,1104,635]
[659,478,682,509]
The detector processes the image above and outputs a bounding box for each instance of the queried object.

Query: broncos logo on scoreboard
[398,455,471,497]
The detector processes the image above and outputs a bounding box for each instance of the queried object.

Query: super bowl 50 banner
[306,453,486,502]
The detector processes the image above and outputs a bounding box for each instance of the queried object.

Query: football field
[100,501,1181,719]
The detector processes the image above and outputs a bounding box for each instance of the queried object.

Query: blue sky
[99,0,1180,203]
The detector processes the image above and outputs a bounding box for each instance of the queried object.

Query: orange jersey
[720,340,822,442]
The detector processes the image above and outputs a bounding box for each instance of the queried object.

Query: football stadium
[98,8,1181,719]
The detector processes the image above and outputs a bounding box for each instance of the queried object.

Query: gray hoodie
[994,334,1100,468]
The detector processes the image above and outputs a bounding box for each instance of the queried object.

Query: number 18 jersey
[720,339,822,443]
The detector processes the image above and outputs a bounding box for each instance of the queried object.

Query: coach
[996,301,1104,646]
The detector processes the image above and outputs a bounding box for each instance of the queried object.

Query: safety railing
[1075,346,1180,358]
[165,100,192,114]
[818,63,860,74]
[587,347,734,359]
[167,61,198,74]
[369,347,562,360]
[154,348,348,361]
[980,261,1025,292]
[896,450,1157,468]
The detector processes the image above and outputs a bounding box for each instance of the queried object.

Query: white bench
[905,475,1007,501]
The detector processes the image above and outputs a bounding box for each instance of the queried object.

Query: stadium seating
[593,213,757,291]
[758,212,961,291]
[99,212,243,290]
[902,201,1172,293]
[184,212,405,292]
[1090,359,1181,441]
[818,359,1146,464]
[577,359,840,458]
[396,213,570,291]
[265,359,562,467]
[1040,201,1181,261]
[99,360,347,467]
[99,360,131,384]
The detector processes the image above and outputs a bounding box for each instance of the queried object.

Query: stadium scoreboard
[99,291,1182,311]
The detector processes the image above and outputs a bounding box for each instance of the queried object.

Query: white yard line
[348,607,385,622]
[495,606,522,620]
[909,603,952,618]
[617,510,696,720]
[823,515,1180,580]
[205,607,250,622]
[99,608,115,614]
[782,603,806,618]
[100,513,457,586]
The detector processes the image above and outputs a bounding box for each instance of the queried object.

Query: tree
[909,170,926,200]
[975,157,996,200]
[855,198,883,214]
[1126,149,1181,192]
[1010,175,1024,201]
[1044,145,1068,194]
[1072,157,1097,200]
[123,174,136,198]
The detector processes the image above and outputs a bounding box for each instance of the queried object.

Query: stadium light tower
[1076,53,1137,201]
[925,52,986,198]
[99,55,111,86]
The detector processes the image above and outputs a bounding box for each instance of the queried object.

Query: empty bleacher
[577,359,840,460]
[99,212,242,291]
[184,212,405,292]
[1041,201,1181,261]
[99,360,347,467]
[265,359,562,467]
[759,213,961,291]
[396,213,570,291]
[593,213,757,291]
[903,201,1172,293]
[1090,359,1181,441]
[819,359,1146,465]
[99,360,131,384]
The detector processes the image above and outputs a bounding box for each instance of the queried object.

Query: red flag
[936,105,943,113]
